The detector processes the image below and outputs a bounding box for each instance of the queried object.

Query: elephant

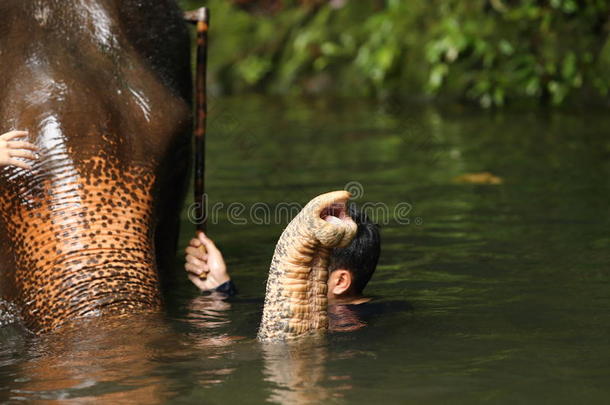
[0,0,192,332]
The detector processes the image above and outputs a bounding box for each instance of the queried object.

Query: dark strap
[212,280,238,297]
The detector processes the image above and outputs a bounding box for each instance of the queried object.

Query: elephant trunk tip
[309,190,357,250]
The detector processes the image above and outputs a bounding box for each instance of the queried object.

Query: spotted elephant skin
[0,0,192,332]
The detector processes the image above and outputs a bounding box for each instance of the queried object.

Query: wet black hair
[329,204,381,294]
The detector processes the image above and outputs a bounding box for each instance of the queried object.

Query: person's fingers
[186,254,204,268]
[7,140,38,151]
[19,141,38,151]
[7,159,32,170]
[8,149,37,160]
[0,131,28,141]
[185,246,197,256]
[185,263,203,275]
[185,262,196,273]
[185,263,208,275]
[197,232,213,251]
[189,237,201,248]
[185,246,206,261]
[199,234,219,255]
[198,231,214,245]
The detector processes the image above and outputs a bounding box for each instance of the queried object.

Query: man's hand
[0,131,38,170]
[185,231,230,291]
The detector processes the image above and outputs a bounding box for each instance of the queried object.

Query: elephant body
[0,0,192,332]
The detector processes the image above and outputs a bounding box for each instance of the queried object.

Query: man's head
[327,204,380,301]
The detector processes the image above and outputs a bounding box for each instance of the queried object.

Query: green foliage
[182,0,610,106]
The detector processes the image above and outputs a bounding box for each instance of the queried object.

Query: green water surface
[1,96,609,404]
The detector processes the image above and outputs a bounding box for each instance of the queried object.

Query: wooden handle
[185,8,210,279]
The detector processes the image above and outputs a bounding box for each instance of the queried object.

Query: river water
[1,96,609,403]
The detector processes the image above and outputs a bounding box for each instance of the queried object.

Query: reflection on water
[262,339,331,404]
[329,304,368,333]
[262,337,362,404]
[9,316,171,403]
[1,96,609,403]
[3,297,242,402]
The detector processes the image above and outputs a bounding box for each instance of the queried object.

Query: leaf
[453,172,504,185]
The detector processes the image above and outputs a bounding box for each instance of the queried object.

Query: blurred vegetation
[181,0,610,107]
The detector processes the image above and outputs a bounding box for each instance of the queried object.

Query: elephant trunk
[257,191,357,341]
[1,156,161,332]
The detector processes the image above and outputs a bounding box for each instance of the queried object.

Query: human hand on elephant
[185,232,231,292]
[0,131,38,170]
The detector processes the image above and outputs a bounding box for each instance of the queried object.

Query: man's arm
[184,232,236,295]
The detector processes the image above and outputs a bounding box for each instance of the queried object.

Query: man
[184,205,381,307]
